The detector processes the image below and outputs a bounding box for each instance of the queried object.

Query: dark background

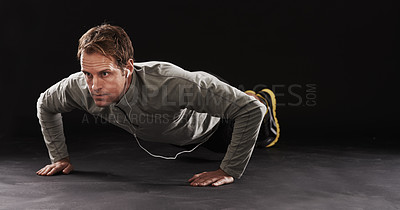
[0,1,398,144]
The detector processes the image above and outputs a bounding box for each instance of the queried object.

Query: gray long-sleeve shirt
[37,61,266,178]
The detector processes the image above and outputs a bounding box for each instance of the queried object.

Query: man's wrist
[218,168,231,176]
[59,157,70,162]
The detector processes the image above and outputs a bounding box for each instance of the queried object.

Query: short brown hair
[77,24,134,69]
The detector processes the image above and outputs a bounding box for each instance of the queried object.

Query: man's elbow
[254,100,267,119]
[36,93,46,118]
[36,93,57,120]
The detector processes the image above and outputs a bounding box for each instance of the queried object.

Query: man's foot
[255,89,280,148]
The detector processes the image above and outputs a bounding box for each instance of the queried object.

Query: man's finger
[36,168,44,175]
[40,166,51,175]
[47,166,60,176]
[189,177,205,186]
[36,168,43,174]
[190,174,220,186]
[212,179,225,187]
[36,169,43,175]
[188,172,206,182]
[38,165,51,175]
[198,177,220,186]
[212,177,234,187]
[189,174,210,185]
[62,164,73,174]
[41,166,52,175]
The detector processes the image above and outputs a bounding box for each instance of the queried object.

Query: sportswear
[37,61,266,178]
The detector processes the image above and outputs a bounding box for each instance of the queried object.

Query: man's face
[80,52,127,107]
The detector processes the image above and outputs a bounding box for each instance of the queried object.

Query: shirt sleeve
[161,64,267,179]
[36,74,85,163]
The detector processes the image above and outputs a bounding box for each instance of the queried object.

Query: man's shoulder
[134,61,183,73]
[45,72,88,97]
[134,61,190,79]
[67,71,85,81]
[63,72,86,87]
[134,61,218,87]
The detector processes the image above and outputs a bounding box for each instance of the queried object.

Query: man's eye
[102,72,109,76]
[85,72,92,77]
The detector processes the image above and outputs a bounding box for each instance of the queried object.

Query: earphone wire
[114,69,204,160]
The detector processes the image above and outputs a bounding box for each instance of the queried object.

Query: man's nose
[92,76,102,91]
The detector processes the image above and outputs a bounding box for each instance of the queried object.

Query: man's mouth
[92,94,108,98]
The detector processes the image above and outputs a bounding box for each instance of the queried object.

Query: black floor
[1,131,400,209]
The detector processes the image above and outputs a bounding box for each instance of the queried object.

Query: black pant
[202,119,235,153]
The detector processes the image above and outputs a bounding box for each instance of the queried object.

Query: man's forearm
[219,101,267,179]
[37,96,70,163]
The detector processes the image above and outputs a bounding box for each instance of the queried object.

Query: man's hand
[36,157,73,176]
[188,168,234,187]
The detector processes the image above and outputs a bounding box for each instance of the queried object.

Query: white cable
[114,85,202,160]
[132,133,204,160]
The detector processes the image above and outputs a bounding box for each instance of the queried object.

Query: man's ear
[126,58,134,71]
[123,58,134,77]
